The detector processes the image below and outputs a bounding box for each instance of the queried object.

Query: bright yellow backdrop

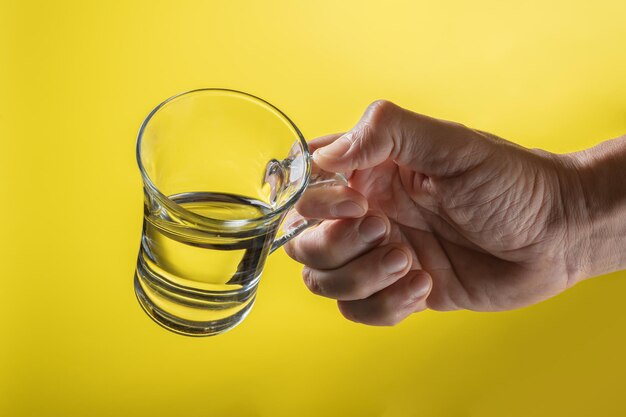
[2,1,626,416]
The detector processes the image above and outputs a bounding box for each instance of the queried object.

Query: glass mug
[134,88,345,336]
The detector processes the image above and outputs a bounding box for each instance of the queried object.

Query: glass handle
[270,170,348,254]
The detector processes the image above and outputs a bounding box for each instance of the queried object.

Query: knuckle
[292,222,358,270]
[323,220,358,246]
[367,99,394,114]
[348,123,369,147]
[295,192,327,218]
[345,275,369,300]
[377,308,407,326]
[380,313,403,326]
[365,99,396,129]
[337,302,360,323]
[376,299,403,326]
[332,272,362,300]
[319,222,339,243]
[287,235,312,265]
[315,235,340,266]
[349,124,375,167]
[297,228,326,258]
[302,268,324,296]
[443,118,469,131]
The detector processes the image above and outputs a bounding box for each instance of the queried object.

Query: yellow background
[2,1,626,416]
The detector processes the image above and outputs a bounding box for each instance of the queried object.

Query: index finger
[308,133,345,153]
[307,133,355,180]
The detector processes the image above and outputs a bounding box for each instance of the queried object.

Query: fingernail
[383,249,409,274]
[410,273,431,299]
[315,136,352,159]
[359,216,387,243]
[331,201,366,218]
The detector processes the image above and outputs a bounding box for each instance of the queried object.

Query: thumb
[312,100,490,177]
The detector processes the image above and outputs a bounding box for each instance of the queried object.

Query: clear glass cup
[134,88,344,336]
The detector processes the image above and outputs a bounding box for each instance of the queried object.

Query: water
[134,191,278,336]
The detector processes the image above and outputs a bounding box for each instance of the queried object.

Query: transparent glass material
[134,89,344,336]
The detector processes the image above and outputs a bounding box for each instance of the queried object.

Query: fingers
[307,133,344,153]
[312,99,491,177]
[337,270,432,326]
[307,134,356,181]
[301,244,413,301]
[295,185,368,219]
[285,213,390,270]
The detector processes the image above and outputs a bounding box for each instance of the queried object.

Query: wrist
[565,135,626,280]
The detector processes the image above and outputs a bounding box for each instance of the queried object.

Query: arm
[569,135,626,280]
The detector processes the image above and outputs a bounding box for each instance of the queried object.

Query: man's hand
[284,100,614,326]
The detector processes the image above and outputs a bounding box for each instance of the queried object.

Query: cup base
[134,272,256,337]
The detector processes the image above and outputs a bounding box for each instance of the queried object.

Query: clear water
[134,192,277,336]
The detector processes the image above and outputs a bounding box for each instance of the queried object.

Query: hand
[284,100,592,325]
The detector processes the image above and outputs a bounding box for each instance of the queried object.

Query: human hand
[284,100,598,325]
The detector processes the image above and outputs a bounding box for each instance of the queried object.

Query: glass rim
[136,88,312,228]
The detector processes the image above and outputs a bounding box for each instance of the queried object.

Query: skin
[284,100,626,326]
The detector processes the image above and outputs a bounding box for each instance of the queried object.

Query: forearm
[570,135,626,279]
